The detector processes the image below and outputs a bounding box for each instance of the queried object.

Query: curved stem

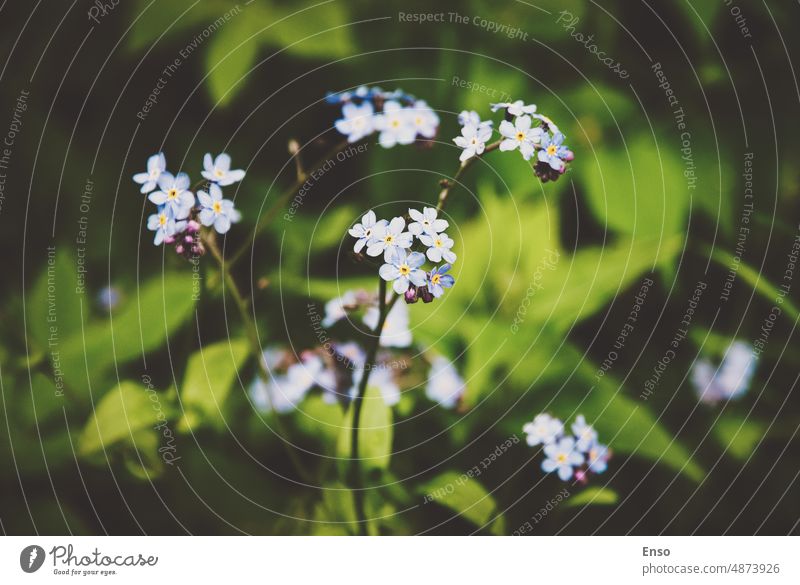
[436,139,501,211]
[203,231,313,483]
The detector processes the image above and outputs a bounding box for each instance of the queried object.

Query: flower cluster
[349,208,456,302]
[133,152,244,255]
[523,413,610,482]
[691,341,756,405]
[330,85,440,148]
[453,100,574,183]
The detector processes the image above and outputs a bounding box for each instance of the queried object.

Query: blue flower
[378,248,427,294]
[419,232,456,264]
[132,153,166,194]
[148,172,194,217]
[202,153,246,186]
[366,216,413,261]
[571,414,598,452]
[427,264,454,298]
[499,115,543,160]
[523,413,563,447]
[335,101,376,143]
[146,206,186,246]
[587,443,610,474]
[491,100,537,116]
[348,210,387,254]
[425,356,465,408]
[408,207,448,236]
[374,100,416,148]
[537,132,570,171]
[197,183,240,234]
[541,436,584,481]
[407,100,439,139]
[692,341,756,404]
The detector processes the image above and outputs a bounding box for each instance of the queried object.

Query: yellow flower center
[434,238,442,247]
[167,188,179,200]
[399,264,410,276]
[391,119,400,128]
[384,234,394,243]
[556,453,567,463]
[158,214,167,226]
[215,168,225,177]
[415,116,423,125]
[547,145,557,156]
[431,274,441,285]
[516,131,525,141]
[212,201,222,213]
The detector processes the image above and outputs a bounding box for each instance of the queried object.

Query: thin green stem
[347,140,499,533]
[203,231,313,483]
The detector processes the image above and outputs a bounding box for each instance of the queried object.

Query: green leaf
[581,134,690,238]
[705,245,799,321]
[417,471,504,532]
[179,338,250,430]
[337,385,393,472]
[78,381,170,457]
[19,373,66,427]
[294,394,345,446]
[714,415,765,460]
[58,272,196,397]
[678,1,724,43]
[565,486,619,508]
[205,17,259,105]
[27,248,85,352]
[128,1,235,51]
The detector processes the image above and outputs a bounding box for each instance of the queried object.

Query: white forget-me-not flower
[133,152,166,194]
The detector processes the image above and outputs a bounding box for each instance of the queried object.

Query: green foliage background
[0,0,798,534]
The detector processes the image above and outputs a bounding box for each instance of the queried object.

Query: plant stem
[203,231,313,483]
[436,139,501,211]
[349,278,392,535]
[347,141,499,533]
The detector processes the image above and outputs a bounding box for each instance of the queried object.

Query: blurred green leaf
[206,17,259,106]
[28,248,85,352]
[79,380,169,457]
[338,385,393,472]
[714,415,765,460]
[294,394,345,445]
[565,486,619,508]
[581,134,690,238]
[122,428,165,480]
[179,338,250,430]
[678,1,723,44]
[417,471,504,533]
[19,373,66,427]
[58,272,196,397]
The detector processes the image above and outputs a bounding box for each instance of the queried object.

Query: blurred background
[0,0,798,535]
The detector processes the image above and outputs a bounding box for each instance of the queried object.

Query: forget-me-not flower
[349,210,387,254]
[148,172,194,217]
[419,232,456,264]
[586,443,610,474]
[692,341,756,405]
[133,153,166,194]
[541,436,584,481]
[374,100,416,148]
[197,183,240,234]
[379,248,427,295]
[335,101,376,143]
[425,356,465,408]
[366,216,413,260]
[202,153,246,186]
[537,132,570,172]
[454,121,493,162]
[147,206,186,246]
[427,264,455,298]
[571,414,598,452]
[408,207,448,236]
[491,100,537,116]
[407,100,439,139]
[499,115,543,160]
[523,413,564,447]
